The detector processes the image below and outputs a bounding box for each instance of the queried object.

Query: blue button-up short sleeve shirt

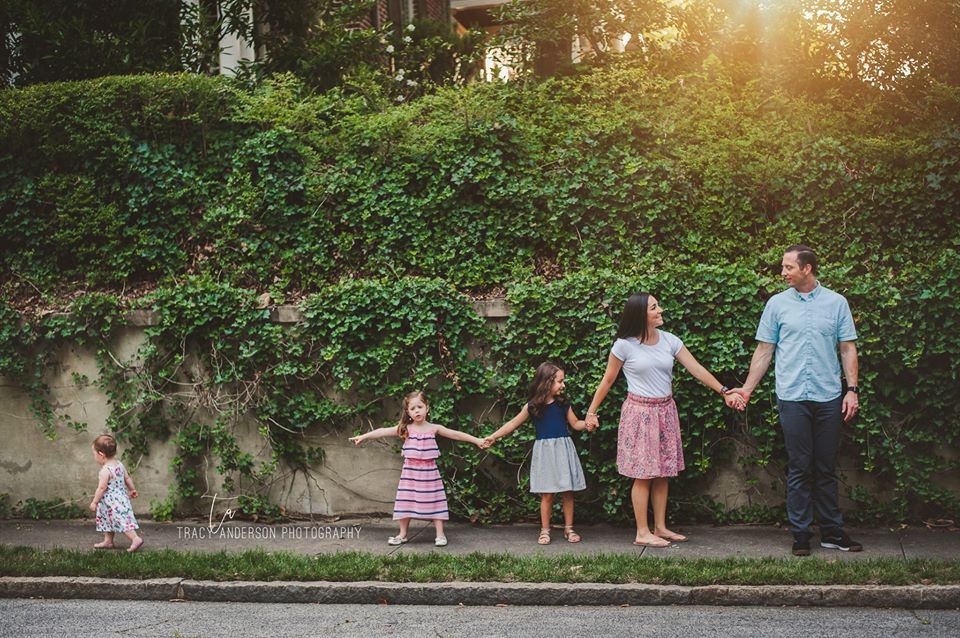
[755,284,857,402]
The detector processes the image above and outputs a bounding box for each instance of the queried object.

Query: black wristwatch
[719,386,730,395]
[847,386,859,394]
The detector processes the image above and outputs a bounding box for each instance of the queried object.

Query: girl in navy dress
[483,362,588,545]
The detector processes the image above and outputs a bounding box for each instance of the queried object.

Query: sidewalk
[2,517,957,559]
[2,519,958,609]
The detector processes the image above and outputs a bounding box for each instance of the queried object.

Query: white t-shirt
[610,330,684,398]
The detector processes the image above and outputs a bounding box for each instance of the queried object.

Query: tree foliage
[0,0,181,85]
[1,0,483,97]
[495,0,960,90]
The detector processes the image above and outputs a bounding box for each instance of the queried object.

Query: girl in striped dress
[350,391,484,547]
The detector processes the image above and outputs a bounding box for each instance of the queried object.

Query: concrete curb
[0,577,181,601]
[2,577,959,609]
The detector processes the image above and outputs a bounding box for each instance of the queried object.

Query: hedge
[0,60,957,522]
[2,64,958,292]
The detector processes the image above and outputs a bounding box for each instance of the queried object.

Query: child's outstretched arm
[124,471,138,499]
[349,426,401,445]
[566,406,587,432]
[89,466,110,512]
[435,425,485,448]
[482,405,530,448]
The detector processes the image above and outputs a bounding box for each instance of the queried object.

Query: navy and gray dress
[528,402,587,494]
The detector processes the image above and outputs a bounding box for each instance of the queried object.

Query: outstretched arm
[675,346,728,394]
[674,347,744,410]
[435,425,485,448]
[585,353,625,431]
[566,405,587,431]
[730,341,775,402]
[349,426,400,445]
[483,405,530,447]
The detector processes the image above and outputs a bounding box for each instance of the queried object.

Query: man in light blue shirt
[733,245,862,556]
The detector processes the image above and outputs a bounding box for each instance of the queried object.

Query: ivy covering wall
[1,60,957,523]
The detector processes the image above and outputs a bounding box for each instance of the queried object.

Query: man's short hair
[785,244,818,274]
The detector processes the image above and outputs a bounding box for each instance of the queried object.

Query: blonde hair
[93,434,117,458]
[397,391,428,440]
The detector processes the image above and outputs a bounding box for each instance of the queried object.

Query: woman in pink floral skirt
[585,293,745,547]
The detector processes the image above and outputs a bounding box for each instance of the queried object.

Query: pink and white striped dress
[393,425,449,521]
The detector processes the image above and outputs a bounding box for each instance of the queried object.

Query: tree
[679,0,960,90]
[495,0,674,76]
[493,0,960,90]
[816,0,960,89]
[250,1,483,96]
[1,0,181,86]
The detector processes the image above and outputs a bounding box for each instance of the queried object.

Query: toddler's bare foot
[93,541,114,549]
[127,537,144,553]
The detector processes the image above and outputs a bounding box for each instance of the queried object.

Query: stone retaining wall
[0,301,888,518]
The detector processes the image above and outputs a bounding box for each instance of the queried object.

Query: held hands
[725,387,751,411]
[480,436,496,450]
[584,413,599,432]
[723,390,747,411]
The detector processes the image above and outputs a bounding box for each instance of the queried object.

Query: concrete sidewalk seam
[1,577,958,609]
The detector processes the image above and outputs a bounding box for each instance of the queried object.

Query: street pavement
[1,599,958,637]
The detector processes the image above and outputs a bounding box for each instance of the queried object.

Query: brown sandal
[563,526,581,543]
[537,528,552,545]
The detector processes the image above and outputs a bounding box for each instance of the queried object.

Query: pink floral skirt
[616,393,685,479]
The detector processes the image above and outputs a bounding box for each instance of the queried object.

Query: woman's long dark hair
[527,362,567,418]
[615,293,652,342]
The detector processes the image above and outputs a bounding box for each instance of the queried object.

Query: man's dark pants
[777,396,844,540]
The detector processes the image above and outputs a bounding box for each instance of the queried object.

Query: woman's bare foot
[654,527,688,542]
[633,532,670,547]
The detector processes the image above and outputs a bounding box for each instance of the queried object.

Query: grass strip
[2,546,959,585]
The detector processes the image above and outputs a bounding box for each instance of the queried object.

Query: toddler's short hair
[93,434,117,458]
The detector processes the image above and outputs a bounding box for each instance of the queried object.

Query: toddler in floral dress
[89,434,144,552]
